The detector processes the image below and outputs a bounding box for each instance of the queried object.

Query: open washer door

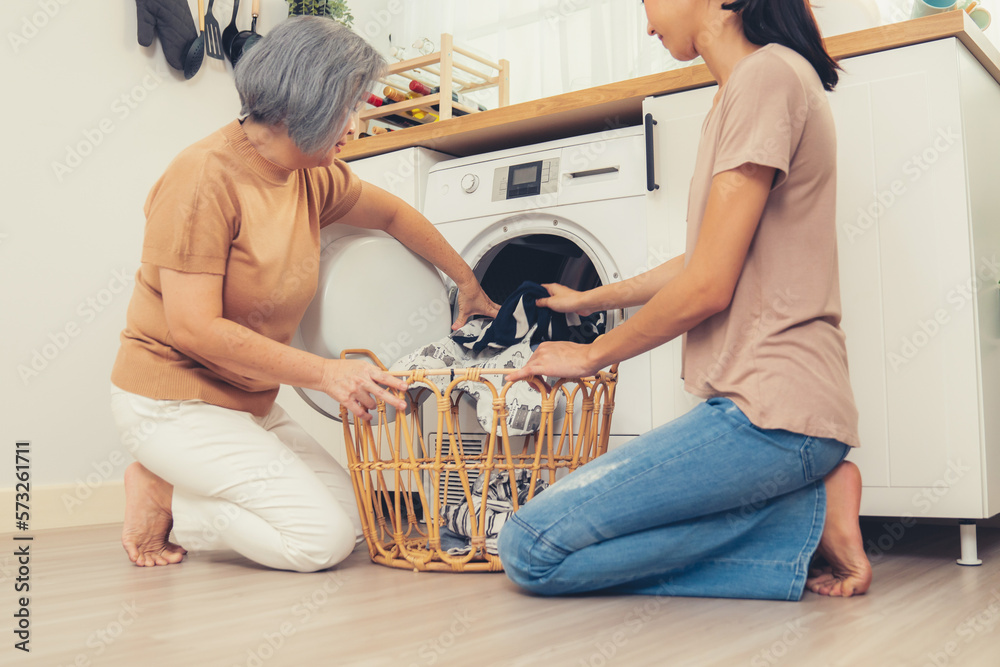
[293,234,453,420]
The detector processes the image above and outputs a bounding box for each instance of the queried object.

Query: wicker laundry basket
[340,350,618,573]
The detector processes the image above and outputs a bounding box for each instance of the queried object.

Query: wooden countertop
[342,11,1000,162]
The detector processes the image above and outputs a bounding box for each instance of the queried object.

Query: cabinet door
[643,87,716,428]
[827,61,891,489]
[348,148,453,213]
[958,46,1000,519]
[835,40,983,517]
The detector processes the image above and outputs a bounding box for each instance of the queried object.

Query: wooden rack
[358,34,510,136]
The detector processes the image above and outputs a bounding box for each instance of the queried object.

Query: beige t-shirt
[682,44,860,447]
[111,120,362,416]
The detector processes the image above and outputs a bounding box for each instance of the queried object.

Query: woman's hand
[506,341,601,382]
[321,359,410,421]
[535,283,594,316]
[452,282,500,330]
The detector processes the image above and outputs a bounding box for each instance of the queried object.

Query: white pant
[110,385,361,572]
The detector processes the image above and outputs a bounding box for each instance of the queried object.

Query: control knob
[461,173,480,193]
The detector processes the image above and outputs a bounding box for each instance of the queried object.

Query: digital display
[505,160,544,200]
[511,164,539,186]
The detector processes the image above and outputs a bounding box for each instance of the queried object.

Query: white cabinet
[826,39,1000,523]
[643,38,1000,529]
[644,86,717,430]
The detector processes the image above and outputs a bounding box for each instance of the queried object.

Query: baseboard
[0,482,124,531]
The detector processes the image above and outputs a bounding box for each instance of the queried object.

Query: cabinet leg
[957,520,983,566]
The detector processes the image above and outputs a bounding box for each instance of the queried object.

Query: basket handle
[340,348,388,371]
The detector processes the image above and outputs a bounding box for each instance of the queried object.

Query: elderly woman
[110,17,499,572]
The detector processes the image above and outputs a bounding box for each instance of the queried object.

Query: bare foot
[806,460,872,597]
[122,462,187,567]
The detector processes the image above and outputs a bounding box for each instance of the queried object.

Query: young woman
[497,0,872,599]
[110,18,498,572]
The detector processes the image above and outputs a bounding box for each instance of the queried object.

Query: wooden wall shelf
[341,11,1000,162]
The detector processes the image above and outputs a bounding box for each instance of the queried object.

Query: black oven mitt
[135,0,198,72]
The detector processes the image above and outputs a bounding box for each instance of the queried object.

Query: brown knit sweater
[111,120,362,415]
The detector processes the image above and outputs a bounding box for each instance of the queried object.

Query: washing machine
[295,128,690,450]
[291,146,455,422]
[423,126,673,447]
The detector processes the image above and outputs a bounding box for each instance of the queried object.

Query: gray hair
[234,17,386,154]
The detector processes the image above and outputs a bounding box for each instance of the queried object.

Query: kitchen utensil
[183,0,206,79]
[230,0,261,67]
[203,0,224,60]
[222,0,240,61]
[243,1,262,52]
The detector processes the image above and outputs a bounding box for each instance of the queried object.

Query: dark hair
[721,0,840,90]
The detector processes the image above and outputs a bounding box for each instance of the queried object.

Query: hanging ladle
[183,0,206,79]
[222,0,240,63]
[229,0,262,67]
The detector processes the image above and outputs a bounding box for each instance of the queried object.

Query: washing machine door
[294,233,453,419]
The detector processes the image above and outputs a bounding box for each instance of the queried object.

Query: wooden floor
[4,521,1000,666]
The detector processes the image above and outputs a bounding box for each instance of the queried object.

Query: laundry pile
[451,281,603,352]
[389,281,604,436]
[438,469,547,555]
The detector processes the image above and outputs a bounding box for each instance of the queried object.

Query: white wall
[0,0,391,528]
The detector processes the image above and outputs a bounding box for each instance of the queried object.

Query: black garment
[451,281,604,352]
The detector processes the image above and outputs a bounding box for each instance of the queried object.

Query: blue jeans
[496,397,850,601]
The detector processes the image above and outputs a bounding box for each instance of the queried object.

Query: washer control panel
[492,158,559,201]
